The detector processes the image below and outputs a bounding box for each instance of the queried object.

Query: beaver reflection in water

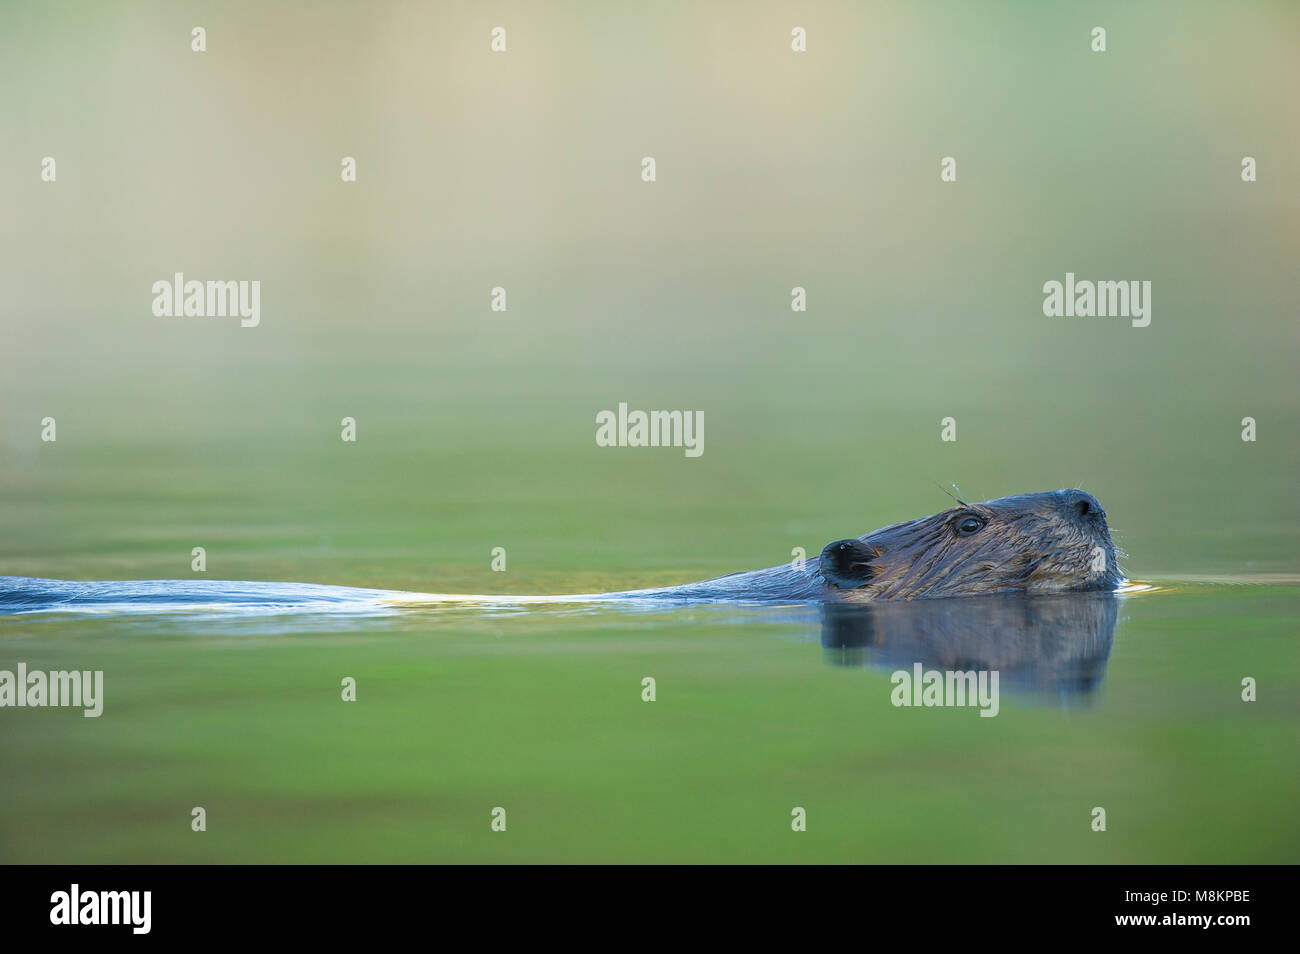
[819,593,1120,701]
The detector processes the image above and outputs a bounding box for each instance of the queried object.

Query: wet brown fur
[818,489,1121,601]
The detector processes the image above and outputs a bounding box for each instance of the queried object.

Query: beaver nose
[1059,489,1106,525]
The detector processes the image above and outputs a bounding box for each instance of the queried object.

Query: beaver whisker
[934,481,966,507]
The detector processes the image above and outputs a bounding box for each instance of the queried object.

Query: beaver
[0,490,1122,613]
[816,488,1122,600]
[612,488,1122,602]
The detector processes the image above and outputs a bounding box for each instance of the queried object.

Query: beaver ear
[819,538,878,589]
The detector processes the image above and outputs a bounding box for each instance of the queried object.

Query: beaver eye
[956,516,985,536]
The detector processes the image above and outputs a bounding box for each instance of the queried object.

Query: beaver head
[819,489,1122,600]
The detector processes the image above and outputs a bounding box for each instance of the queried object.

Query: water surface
[2,579,1294,863]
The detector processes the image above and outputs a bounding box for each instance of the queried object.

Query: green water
[1,578,1296,863]
[2,0,1298,863]
[1,358,1297,864]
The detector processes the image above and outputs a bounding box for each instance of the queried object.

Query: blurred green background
[1,1,1297,862]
